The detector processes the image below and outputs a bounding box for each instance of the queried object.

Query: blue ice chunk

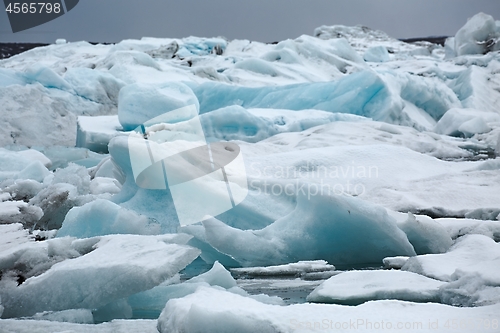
[191,70,392,121]
[57,199,161,238]
[201,193,416,267]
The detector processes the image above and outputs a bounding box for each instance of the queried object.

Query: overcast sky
[1,0,499,43]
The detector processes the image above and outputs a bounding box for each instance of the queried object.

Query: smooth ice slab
[307,270,445,305]
[231,260,335,278]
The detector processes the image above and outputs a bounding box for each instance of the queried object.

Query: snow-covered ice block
[397,213,453,254]
[76,115,124,153]
[402,234,500,283]
[436,217,500,241]
[454,13,500,56]
[231,260,335,277]
[158,285,500,333]
[57,199,160,238]
[0,200,43,226]
[201,193,416,267]
[307,270,445,305]
[383,256,409,269]
[435,108,500,138]
[118,82,199,131]
[0,234,200,317]
[364,46,390,62]
[0,223,32,254]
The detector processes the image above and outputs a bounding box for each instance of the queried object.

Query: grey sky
[1,0,499,43]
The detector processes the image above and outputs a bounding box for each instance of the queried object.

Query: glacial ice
[364,46,390,62]
[157,286,500,333]
[23,64,72,91]
[306,270,445,304]
[200,105,366,143]
[1,11,500,330]
[29,308,94,324]
[0,148,51,182]
[436,217,500,241]
[201,193,416,267]
[231,260,335,278]
[435,108,500,137]
[127,261,282,318]
[118,82,199,131]
[396,213,453,254]
[192,70,396,119]
[402,234,500,283]
[382,256,410,269]
[0,234,200,318]
[57,199,159,238]
[454,13,500,56]
[76,115,123,153]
